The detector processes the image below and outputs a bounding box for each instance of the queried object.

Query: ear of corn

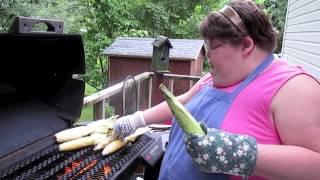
[55,126,91,143]
[55,115,117,143]
[94,136,113,151]
[102,127,150,156]
[102,139,127,156]
[125,127,150,142]
[58,136,94,151]
[159,84,205,136]
[87,115,118,129]
[90,133,107,145]
[89,126,111,134]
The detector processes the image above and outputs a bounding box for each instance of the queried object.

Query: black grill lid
[0,16,86,159]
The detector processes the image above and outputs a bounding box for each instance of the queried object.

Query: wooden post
[152,72,164,106]
[148,76,153,108]
[168,79,174,93]
[93,99,105,120]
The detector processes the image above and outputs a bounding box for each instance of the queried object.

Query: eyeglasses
[204,40,227,54]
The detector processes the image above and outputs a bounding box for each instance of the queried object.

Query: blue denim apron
[158,54,274,180]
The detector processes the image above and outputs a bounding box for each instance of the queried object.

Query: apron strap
[232,53,274,97]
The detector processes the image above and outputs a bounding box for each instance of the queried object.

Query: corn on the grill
[86,115,118,129]
[94,136,113,151]
[102,139,127,155]
[55,116,117,143]
[159,84,205,136]
[55,115,150,156]
[58,136,94,151]
[90,133,107,145]
[102,127,150,156]
[55,126,91,143]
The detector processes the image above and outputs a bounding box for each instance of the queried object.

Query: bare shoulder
[185,73,211,97]
[271,74,320,151]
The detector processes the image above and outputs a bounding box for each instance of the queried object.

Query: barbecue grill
[0,16,163,180]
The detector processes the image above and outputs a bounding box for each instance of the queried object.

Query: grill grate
[0,135,153,180]
[1,145,58,178]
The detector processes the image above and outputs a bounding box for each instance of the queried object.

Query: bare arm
[143,74,210,125]
[254,75,320,179]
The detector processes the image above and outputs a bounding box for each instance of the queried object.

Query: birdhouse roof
[103,37,204,61]
[152,36,173,48]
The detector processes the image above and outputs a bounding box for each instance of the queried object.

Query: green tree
[78,0,150,90]
[129,0,227,39]
[264,0,288,53]
[0,0,38,32]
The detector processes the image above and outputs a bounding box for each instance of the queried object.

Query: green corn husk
[159,84,205,136]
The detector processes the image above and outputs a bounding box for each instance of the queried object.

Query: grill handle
[8,16,64,34]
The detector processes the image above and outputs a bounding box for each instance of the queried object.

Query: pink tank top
[198,59,306,180]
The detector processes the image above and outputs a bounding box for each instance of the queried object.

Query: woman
[113,0,320,179]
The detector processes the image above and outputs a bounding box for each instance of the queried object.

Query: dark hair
[200,0,277,52]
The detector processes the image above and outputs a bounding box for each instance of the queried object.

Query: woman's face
[205,39,243,87]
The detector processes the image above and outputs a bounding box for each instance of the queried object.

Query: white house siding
[281,0,320,78]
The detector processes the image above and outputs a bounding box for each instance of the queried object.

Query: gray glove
[113,111,146,139]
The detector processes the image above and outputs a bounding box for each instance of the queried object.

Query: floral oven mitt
[184,123,258,178]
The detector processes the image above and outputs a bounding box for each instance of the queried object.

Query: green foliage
[85,83,97,96]
[79,105,115,122]
[33,0,84,33]
[1,0,288,91]
[129,0,226,39]
[264,0,288,53]
[79,105,93,122]
[78,0,153,90]
[0,0,37,32]
[255,0,265,5]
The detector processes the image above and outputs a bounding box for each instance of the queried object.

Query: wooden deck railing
[163,73,201,92]
[83,72,201,120]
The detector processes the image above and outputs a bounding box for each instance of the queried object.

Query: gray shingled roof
[103,37,204,61]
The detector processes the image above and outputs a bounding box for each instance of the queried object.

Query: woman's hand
[184,123,258,177]
[113,111,146,139]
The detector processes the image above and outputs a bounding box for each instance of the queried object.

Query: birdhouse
[151,35,173,73]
